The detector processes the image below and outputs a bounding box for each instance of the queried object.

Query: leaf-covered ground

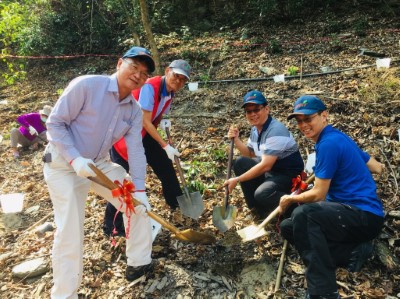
[0,14,399,299]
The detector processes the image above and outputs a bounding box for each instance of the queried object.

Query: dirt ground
[0,15,399,299]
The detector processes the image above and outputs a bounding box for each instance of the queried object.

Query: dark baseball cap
[242,90,267,107]
[169,59,191,79]
[122,46,155,73]
[287,95,327,120]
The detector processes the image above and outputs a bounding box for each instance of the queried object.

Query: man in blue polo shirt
[278,95,385,299]
[224,90,304,219]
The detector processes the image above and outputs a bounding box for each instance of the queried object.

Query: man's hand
[223,177,239,193]
[227,126,239,139]
[163,144,180,161]
[71,157,96,178]
[159,119,171,131]
[134,204,148,217]
[29,125,38,136]
[279,194,294,214]
[133,191,150,210]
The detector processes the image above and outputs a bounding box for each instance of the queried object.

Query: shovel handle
[165,127,190,191]
[87,164,185,238]
[226,138,234,180]
[257,174,316,229]
[223,138,235,212]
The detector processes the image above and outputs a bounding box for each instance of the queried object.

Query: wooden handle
[165,128,189,191]
[222,138,235,216]
[88,164,184,237]
[257,174,316,229]
[258,207,280,229]
[226,138,234,180]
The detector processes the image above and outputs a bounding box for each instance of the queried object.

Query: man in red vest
[104,59,191,236]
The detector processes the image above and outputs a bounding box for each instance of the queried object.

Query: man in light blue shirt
[43,47,156,299]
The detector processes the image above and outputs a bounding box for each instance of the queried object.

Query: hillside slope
[0,14,399,298]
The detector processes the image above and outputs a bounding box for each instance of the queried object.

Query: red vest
[113,76,171,161]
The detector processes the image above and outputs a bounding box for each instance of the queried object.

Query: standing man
[44,46,156,299]
[279,95,385,299]
[104,59,191,236]
[224,90,304,219]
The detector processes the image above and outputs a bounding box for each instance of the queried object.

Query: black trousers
[280,201,384,295]
[233,156,297,216]
[141,133,182,208]
[104,134,182,235]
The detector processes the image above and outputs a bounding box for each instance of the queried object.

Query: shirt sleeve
[359,150,370,163]
[315,140,340,179]
[125,104,147,190]
[137,84,155,112]
[16,114,30,128]
[46,77,86,162]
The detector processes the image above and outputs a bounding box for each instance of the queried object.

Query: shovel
[87,164,215,245]
[236,174,315,242]
[212,138,238,233]
[165,127,204,219]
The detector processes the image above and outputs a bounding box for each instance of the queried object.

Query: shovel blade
[212,205,238,233]
[177,192,204,219]
[236,224,267,242]
[172,229,216,245]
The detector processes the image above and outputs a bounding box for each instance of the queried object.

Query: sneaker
[125,263,154,281]
[347,241,374,272]
[305,291,341,299]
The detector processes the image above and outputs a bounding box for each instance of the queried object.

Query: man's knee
[233,156,255,175]
[280,218,294,244]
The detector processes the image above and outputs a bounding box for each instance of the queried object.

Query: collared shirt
[247,117,304,177]
[315,125,384,217]
[17,113,47,141]
[47,74,146,189]
[138,78,173,117]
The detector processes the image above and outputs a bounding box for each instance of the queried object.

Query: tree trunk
[138,0,161,75]
[117,0,141,46]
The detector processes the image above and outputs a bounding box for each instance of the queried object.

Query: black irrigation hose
[194,58,399,85]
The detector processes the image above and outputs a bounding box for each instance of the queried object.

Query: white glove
[151,219,162,241]
[163,144,180,161]
[134,204,148,217]
[159,119,171,131]
[133,191,150,210]
[29,125,38,136]
[71,157,96,178]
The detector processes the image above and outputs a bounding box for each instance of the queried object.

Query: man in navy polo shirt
[224,90,304,219]
[279,95,385,299]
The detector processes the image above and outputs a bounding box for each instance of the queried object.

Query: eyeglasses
[244,107,264,115]
[295,113,319,125]
[172,72,188,83]
[123,59,150,81]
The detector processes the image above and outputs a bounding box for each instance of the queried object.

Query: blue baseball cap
[242,90,268,107]
[287,95,327,120]
[122,46,155,73]
[169,59,191,79]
